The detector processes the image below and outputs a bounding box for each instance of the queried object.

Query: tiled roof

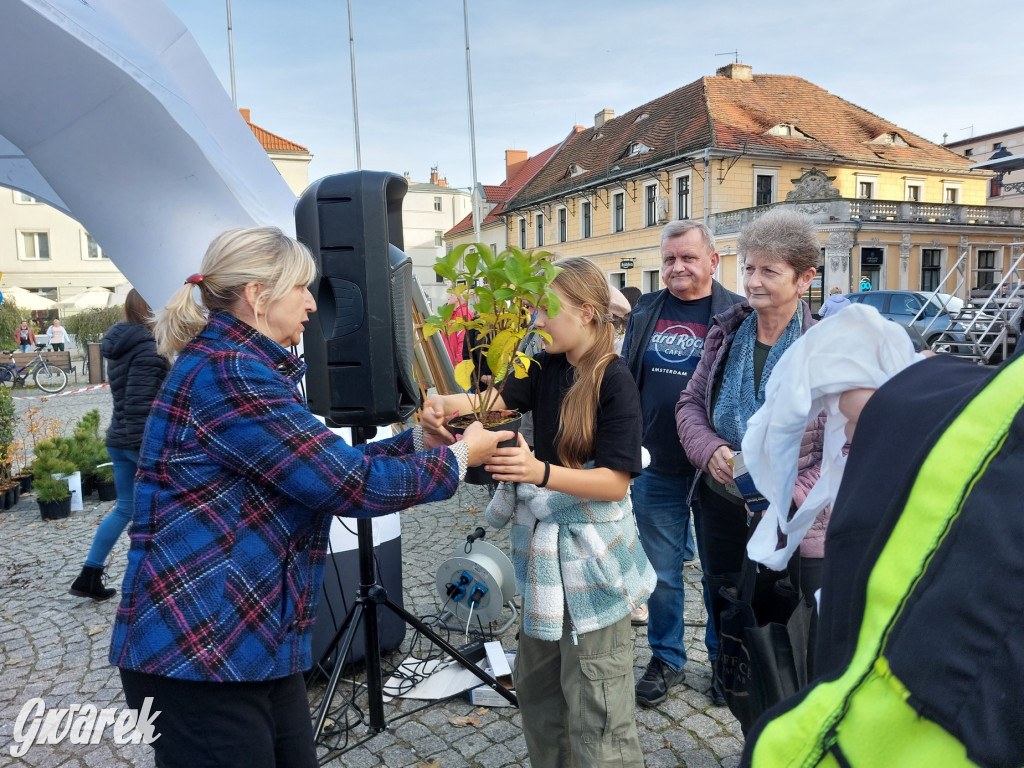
[509,72,977,209]
[445,139,565,238]
[240,109,308,153]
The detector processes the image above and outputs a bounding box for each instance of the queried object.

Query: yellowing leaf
[454,360,476,393]
[486,331,518,380]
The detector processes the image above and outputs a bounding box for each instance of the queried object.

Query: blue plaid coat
[110,312,461,682]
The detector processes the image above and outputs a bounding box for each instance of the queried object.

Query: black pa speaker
[295,171,420,427]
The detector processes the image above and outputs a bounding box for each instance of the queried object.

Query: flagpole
[348,0,362,170]
[225,0,237,106]
[463,0,481,242]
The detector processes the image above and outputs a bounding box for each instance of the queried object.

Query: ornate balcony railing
[710,198,1024,235]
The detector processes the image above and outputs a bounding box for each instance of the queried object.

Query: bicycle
[0,345,69,393]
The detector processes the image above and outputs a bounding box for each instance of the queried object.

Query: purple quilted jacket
[675,301,829,558]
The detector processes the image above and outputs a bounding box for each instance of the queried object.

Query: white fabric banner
[742,305,924,570]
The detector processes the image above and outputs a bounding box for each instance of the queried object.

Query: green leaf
[504,256,526,285]
[447,243,471,263]
[545,290,561,317]
[434,262,458,282]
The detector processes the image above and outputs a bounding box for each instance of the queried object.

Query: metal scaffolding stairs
[913,242,1023,364]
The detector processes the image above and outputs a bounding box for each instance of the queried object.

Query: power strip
[454,640,487,664]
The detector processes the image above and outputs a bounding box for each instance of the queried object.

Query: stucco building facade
[497,63,1023,308]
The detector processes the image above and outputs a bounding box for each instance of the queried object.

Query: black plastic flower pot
[38,496,71,520]
[446,410,522,486]
[97,481,117,502]
[16,474,33,494]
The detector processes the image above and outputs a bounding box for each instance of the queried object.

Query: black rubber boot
[69,566,117,601]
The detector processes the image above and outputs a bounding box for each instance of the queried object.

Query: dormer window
[870,131,909,147]
[767,123,811,139]
[633,113,650,124]
[591,132,604,142]
[566,163,587,178]
[625,142,653,157]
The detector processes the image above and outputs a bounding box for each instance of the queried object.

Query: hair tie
[601,313,614,323]
[537,461,551,488]
[184,273,204,285]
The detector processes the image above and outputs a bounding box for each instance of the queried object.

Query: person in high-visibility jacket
[743,347,1024,768]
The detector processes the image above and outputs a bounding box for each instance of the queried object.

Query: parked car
[843,290,967,350]
[969,281,1022,310]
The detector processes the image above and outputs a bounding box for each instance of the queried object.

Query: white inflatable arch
[0,0,296,309]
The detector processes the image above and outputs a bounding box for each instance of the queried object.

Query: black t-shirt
[500,351,642,476]
[639,293,713,474]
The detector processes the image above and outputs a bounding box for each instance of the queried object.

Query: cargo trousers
[515,610,643,768]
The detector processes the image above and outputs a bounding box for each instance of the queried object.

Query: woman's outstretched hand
[421,395,455,449]
[461,421,515,467]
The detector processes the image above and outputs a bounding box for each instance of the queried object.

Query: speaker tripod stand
[310,439,517,759]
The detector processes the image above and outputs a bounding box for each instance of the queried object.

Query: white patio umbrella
[1,286,58,311]
[58,286,116,312]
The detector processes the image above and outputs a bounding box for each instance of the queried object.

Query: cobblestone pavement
[1,387,743,766]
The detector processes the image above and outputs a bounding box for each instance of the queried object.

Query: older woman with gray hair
[675,208,827,661]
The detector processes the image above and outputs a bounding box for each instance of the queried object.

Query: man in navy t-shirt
[622,220,743,708]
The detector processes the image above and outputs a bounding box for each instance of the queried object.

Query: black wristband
[537,461,551,488]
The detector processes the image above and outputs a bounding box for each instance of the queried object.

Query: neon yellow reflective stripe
[752,356,1024,767]
[835,657,972,767]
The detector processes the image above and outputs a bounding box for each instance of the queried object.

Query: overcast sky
[164,0,1024,192]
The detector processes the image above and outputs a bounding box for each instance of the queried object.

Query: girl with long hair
[424,256,653,768]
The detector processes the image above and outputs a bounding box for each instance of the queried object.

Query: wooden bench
[9,350,78,382]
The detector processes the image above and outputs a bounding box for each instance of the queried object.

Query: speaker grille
[390,252,416,401]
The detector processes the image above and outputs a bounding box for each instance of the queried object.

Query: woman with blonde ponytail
[424,257,653,768]
[110,227,512,768]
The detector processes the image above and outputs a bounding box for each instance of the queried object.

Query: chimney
[239,108,251,122]
[594,108,615,129]
[715,63,753,81]
[505,149,528,182]
[430,167,439,185]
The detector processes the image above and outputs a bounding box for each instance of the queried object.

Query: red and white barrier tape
[13,383,110,401]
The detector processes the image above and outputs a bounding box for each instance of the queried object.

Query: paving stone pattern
[1,387,743,766]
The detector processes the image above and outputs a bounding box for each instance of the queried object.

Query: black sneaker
[635,656,685,707]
